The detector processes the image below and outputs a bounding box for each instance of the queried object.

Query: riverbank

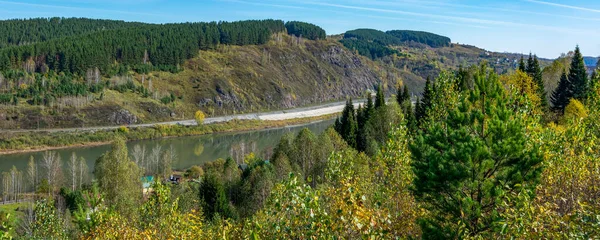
[0,113,339,155]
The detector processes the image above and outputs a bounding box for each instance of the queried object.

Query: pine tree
[410,69,543,238]
[456,66,471,91]
[551,71,571,112]
[355,105,368,152]
[336,99,358,148]
[375,85,385,109]
[416,77,434,123]
[396,85,410,105]
[199,174,232,220]
[365,92,374,119]
[569,46,589,100]
[518,56,526,72]
[526,55,547,108]
[404,100,417,133]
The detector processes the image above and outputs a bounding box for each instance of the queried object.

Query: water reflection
[0,120,334,177]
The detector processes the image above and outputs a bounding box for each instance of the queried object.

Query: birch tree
[131,144,146,172]
[68,153,78,191]
[78,157,88,190]
[150,145,162,176]
[42,151,62,195]
[27,156,37,192]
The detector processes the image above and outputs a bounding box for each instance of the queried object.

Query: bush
[195,110,206,125]
[562,99,588,124]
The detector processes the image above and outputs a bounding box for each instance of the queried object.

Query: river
[0,119,335,176]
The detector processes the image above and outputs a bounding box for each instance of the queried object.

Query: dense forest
[284,21,326,40]
[0,17,147,48]
[340,28,451,60]
[0,19,286,74]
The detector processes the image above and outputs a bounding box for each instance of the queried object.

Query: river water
[0,119,335,176]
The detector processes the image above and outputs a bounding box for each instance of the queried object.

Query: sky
[1,0,599,59]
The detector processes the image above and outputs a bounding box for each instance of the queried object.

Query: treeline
[285,21,326,40]
[386,30,451,48]
[340,28,451,59]
[0,17,147,49]
[334,86,403,155]
[0,19,286,75]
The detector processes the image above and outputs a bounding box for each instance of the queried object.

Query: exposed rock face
[110,109,138,125]
[190,41,392,115]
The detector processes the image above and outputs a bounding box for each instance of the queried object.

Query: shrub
[195,110,206,125]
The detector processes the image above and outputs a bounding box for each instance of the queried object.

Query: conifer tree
[355,105,368,152]
[365,92,374,119]
[404,100,417,133]
[410,69,543,238]
[518,56,526,72]
[199,173,232,220]
[396,85,410,105]
[416,77,434,123]
[551,71,571,112]
[569,46,589,100]
[375,85,385,109]
[526,54,547,108]
[336,99,358,148]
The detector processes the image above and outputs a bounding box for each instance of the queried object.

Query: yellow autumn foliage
[562,99,588,124]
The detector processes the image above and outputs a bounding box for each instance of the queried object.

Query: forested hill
[340,28,451,59]
[0,17,148,48]
[0,19,290,74]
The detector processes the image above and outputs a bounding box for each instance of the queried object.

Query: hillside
[0,18,542,130]
[0,32,402,129]
[338,28,551,82]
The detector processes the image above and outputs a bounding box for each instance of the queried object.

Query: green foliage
[199,174,233,220]
[284,21,326,40]
[0,17,146,49]
[339,39,399,60]
[386,30,451,48]
[416,76,434,124]
[375,85,385,109]
[569,46,589,100]
[340,28,450,60]
[0,211,13,239]
[410,68,543,238]
[396,85,410,106]
[94,137,142,218]
[525,54,548,108]
[31,200,67,239]
[518,56,526,72]
[0,19,285,75]
[334,99,358,148]
[551,71,571,112]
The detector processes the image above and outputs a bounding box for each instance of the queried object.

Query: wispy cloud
[0,0,166,17]
[386,0,600,22]
[299,1,596,36]
[224,0,308,10]
[524,0,600,14]
[354,13,490,29]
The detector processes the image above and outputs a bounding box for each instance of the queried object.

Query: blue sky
[1,0,599,59]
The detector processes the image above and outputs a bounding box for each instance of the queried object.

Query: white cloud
[524,0,600,14]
